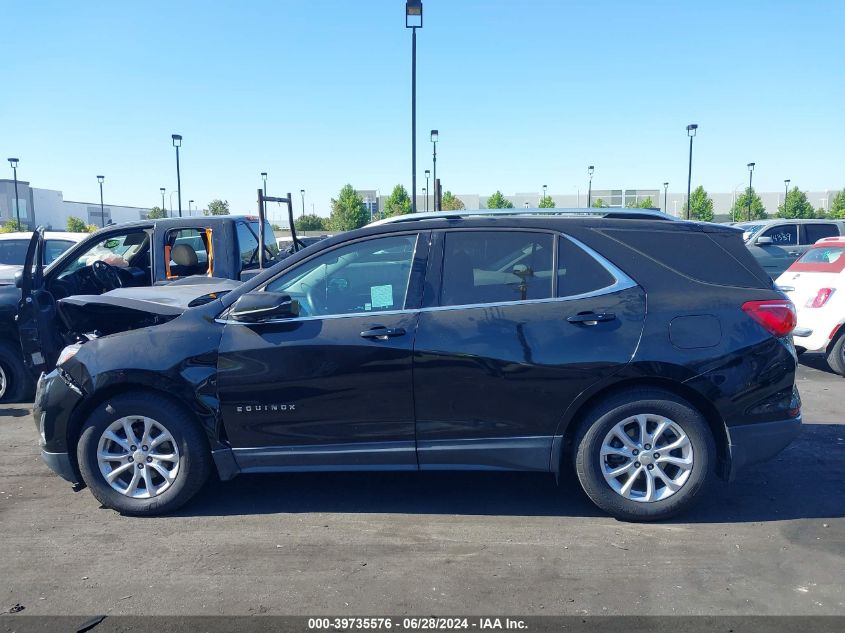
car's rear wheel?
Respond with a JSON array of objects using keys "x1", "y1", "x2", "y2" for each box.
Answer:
[
  {"x1": 77, "y1": 392, "x2": 211, "y2": 516},
  {"x1": 573, "y1": 388, "x2": 715, "y2": 521},
  {"x1": 0, "y1": 340, "x2": 32, "y2": 403},
  {"x1": 826, "y1": 332, "x2": 845, "y2": 376}
]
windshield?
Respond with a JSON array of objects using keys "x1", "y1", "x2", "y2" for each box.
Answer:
[
  {"x1": 734, "y1": 223, "x2": 765, "y2": 242},
  {"x1": 797, "y1": 246, "x2": 845, "y2": 266}
]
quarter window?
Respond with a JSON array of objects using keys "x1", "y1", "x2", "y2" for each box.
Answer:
[
  {"x1": 165, "y1": 229, "x2": 211, "y2": 278},
  {"x1": 557, "y1": 237, "x2": 616, "y2": 297},
  {"x1": 761, "y1": 224, "x2": 797, "y2": 246},
  {"x1": 440, "y1": 231, "x2": 553, "y2": 306},
  {"x1": 265, "y1": 234, "x2": 418, "y2": 317}
]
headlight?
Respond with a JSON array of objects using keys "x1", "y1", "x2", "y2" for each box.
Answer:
[{"x1": 57, "y1": 343, "x2": 83, "y2": 366}]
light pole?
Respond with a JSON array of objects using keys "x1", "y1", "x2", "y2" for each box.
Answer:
[
  {"x1": 97, "y1": 175, "x2": 105, "y2": 227},
  {"x1": 7, "y1": 158, "x2": 20, "y2": 228},
  {"x1": 421, "y1": 188, "x2": 427, "y2": 212},
  {"x1": 406, "y1": 0, "x2": 423, "y2": 214},
  {"x1": 424, "y1": 169, "x2": 430, "y2": 212},
  {"x1": 189, "y1": 200, "x2": 194, "y2": 215},
  {"x1": 430, "y1": 129, "x2": 438, "y2": 210},
  {"x1": 542, "y1": 184, "x2": 548, "y2": 205},
  {"x1": 663, "y1": 182, "x2": 669, "y2": 214},
  {"x1": 300, "y1": 189, "x2": 305, "y2": 217},
  {"x1": 783, "y1": 179, "x2": 790, "y2": 213},
  {"x1": 160, "y1": 187, "x2": 166, "y2": 217},
  {"x1": 746, "y1": 162, "x2": 756, "y2": 221},
  {"x1": 261, "y1": 172, "x2": 268, "y2": 198},
  {"x1": 587, "y1": 165, "x2": 594, "y2": 208},
  {"x1": 172, "y1": 134, "x2": 183, "y2": 217},
  {"x1": 686, "y1": 124, "x2": 698, "y2": 219},
  {"x1": 524, "y1": 202, "x2": 529, "y2": 208}
]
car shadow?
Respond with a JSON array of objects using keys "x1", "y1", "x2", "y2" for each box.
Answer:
[
  {"x1": 176, "y1": 423, "x2": 843, "y2": 523},
  {"x1": 799, "y1": 352, "x2": 838, "y2": 375}
]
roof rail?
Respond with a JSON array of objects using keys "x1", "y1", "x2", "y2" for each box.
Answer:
[{"x1": 369, "y1": 207, "x2": 678, "y2": 226}]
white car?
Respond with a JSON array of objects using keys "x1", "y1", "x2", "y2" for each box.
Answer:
[
  {"x1": 776, "y1": 236, "x2": 845, "y2": 375},
  {"x1": 0, "y1": 231, "x2": 83, "y2": 285}
]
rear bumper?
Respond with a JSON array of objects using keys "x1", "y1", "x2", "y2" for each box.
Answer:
[{"x1": 726, "y1": 416, "x2": 802, "y2": 481}]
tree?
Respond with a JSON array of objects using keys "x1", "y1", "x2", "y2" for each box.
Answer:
[
  {"x1": 730, "y1": 188, "x2": 767, "y2": 221},
  {"x1": 381, "y1": 185, "x2": 412, "y2": 218},
  {"x1": 204, "y1": 199, "x2": 230, "y2": 216},
  {"x1": 441, "y1": 191, "x2": 465, "y2": 211},
  {"x1": 328, "y1": 184, "x2": 369, "y2": 231},
  {"x1": 486, "y1": 191, "x2": 513, "y2": 209},
  {"x1": 777, "y1": 187, "x2": 815, "y2": 219},
  {"x1": 538, "y1": 195, "x2": 556, "y2": 208},
  {"x1": 147, "y1": 206, "x2": 168, "y2": 219},
  {"x1": 687, "y1": 186, "x2": 714, "y2": 222},
  {"x1": 591, "y1": 198, "x2": 608, "y2": 208},
  {"x1": 627, "y1": 196, "x2": 655, "y2": 209},
  {"x1": 829, "y1": 189, "x2": 845, "y2": 219},
  {"x1": 295, "y1": 214, "x2": 327, "y2": 231},
  {"x1": 66, "y1": 216, "x2": 88, "y2": 232}
]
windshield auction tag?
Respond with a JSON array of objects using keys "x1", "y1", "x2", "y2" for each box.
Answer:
[{"x1": 370, "y1": 285, "x2": 393, "y2": 309}]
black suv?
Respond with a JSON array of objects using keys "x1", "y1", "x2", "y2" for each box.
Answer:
[{"x1": 33, "y1": 210, "x2": 801, "y2": 521}]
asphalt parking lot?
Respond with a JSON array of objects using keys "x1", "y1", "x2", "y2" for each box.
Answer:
[{"x1": 1, "y1": 357, "x2": 843, "y2": 618}]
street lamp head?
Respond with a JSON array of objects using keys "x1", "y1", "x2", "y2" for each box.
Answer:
[
  {"x1": 784, "y1": 179, "x2": 790, "y2": 185},
  {"x1": 405, "y1": 0, "x2": 422, "y2": 28},
  {"x1": 430, "y1": 129, "x2": 438, "y2": 143},
  {"x1": 425, "y1": 169, "x2": 430, "y2": 177},
  {"x1": 7, "y1": 158, "x2": 18, "y2": 168},
  {"x1": 747, "y1": 162, "x2": 755, "y2": 171},
  {"x1": 160, "y1": 187, "x2": 165, "y2": 193},
  {"x1": 686, "y1": 123, "x2": 698, "y2": 137},
  {"x1": 189, "y1": 199, "x2": 194, "y2": 204},
  {"x1": 97, "y1": 175, "x2": 105, "y2": 183},
  {"x1": 588, "y1": 165, "x2": 594, "y2": 177},
  {"x1": 171, "y1": 134, "x2": 182, "y2": 147},
  {"x1": 260, "y1": 172, "x2": 267, "y2": 178},
  {"x1": 663, "y1": 181, "x2": 669, "y2": 187}
]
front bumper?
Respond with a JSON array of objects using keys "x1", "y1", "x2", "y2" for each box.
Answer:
[
  {"x1": 726, "y1": 416, "x2": 802, "y2": 481},
  {"x1": 33, "y1": 368, "x2": 85, "y2": 483}
]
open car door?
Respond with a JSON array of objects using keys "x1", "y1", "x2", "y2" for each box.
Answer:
[{"x1": 17, "y1": 227, "x2": 63, "y2": 377}]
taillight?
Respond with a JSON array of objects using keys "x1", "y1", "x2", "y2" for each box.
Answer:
[
  {"x1": 806, "y1": 288, "x2": 835, "y2": 308},
  {"x1": 741, "y1": 300, "x2": 797, "y2": 337}
]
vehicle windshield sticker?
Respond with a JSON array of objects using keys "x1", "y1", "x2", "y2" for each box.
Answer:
[{"x1": 371, "y1": 284, "x2": 393, "y2": 308}]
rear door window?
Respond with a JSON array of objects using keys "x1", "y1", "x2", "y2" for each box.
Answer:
[
  {"x1": 165, "y1": 228, "x2": 211, "y2": 278},
  {"x1": 761, "y1": 224, "x2": 797, "y2": 245},
  {"x1": 803, "y1": 224, "x2": 839, "y2": 244},
  {"x1": 440, "y1": 231, "x2": 553, "y2": 306}
]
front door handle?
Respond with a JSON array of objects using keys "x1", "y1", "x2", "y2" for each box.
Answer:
[
  {"x1": 567, "y1": 312, "x2": 616, "y2": 326},
  {"x1": 360, "y1": 326, "x2": 407, "y2": 340},
  {"x1": 787, "y1": 251, "x2": 801, "y2": 256}
]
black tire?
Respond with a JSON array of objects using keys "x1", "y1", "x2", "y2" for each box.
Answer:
[
  {"x1": 826, "y1": 332, "x2": 845, "y2": 376},
  {"x1": 77, "y1": 391, "x2": 211, "y2": 516},
  {"x1": 0, "y1": 339, "x2": 32, "y2": 403},
  {"x1": 573, "y1": 388, "x2": 716, "y2": 521}
]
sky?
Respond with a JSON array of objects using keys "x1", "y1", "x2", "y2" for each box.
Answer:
[{"x1": 3, "y1": 0, "x2": 844, "y2": 217}]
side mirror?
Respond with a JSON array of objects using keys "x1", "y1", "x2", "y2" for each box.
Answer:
[
  {"x1": 756, "y1": 236, "x2": 774, "y2": 245},
  {"x1": 14, "y1": 271, "x2": 23, "y2": 289},
  {"x1": 230, "y1": 291, "x2": 299, "y2": 323}
]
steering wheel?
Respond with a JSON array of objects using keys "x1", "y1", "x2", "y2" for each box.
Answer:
[{"x1": 91, "y1": 260, "x2": 124, "y2": 291}]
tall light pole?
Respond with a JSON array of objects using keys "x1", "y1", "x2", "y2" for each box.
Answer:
[
  {"x1": 430, "y1": 129, "x2": 438, "y2": 210},
  {"x1": 686, "y1": 124, "x2": 698, "y2": 220},
  {"x1": 189, "y1": 199, "x2": 194, "y2": 215},
  {"x1": 8, "y1": 158, "x2": 20, "y2": 228},
  {"x1": 424, "y1": 169, "x2": 430, "y2": 212},
  {"x1": 97, "y1": 175, "x2": 105, "y2": 227},
  {"x1": 783, "y1": 178, "x2": 790, "y2": 213},
  {"x1": 300, "y1": 189, "x2": 305, "y2": 217},
  {"x1": 663, "y1": 182, "x2": 669, "y2": 214},
  {"x1": 746, "y1": 162, "x2": 756, "y2": 221},
  {"x1": 171, "y1": 134, "x2": 183, "y2": 217},
  {"x1": 542, "y1": 184, "x2": 548, "y2": 204},
  {"x1": 261, "y1": 172, "x2": 268, "y2": 197},
  {"x1": 587, "y1": 165, "x2": 594, "y2": 208},
  {"x1": 406, "y1": 0, "x2": 423, "y2": 214},
  {"x1": 160, "y1": 187, "x2": 166, "y2": 217}
]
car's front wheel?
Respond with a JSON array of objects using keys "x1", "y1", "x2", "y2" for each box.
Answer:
[
  {"x1": 573, "y1": 388, "x2": 715, "y2": 521},
  {"x1": 77, "y1": 392, "x2": 211, "y2": 516}
]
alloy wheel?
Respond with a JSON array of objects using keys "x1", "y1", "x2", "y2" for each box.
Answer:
[
  {"x1": 96, "y1": 416, "x2": 181, "y2": 498},
  {"x1": 600, "y1": 413, "x2": 693, "y2": 502}
]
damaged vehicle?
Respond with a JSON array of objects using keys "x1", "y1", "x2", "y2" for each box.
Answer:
[
  {"x1": 0, "y1": 216, "x2": 277, "y2": 400},
  {"x1": 33, "y1": 209, "x2": 802, "y2": 521}
]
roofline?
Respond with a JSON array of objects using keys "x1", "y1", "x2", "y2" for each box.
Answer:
[{"x1": 369, "y1": 207, "x2": 679, "y2": 226}]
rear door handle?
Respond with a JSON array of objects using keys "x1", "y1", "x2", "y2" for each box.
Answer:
[
  {"x1": 360, "y1": 326, "x2": 407, "y2": 340},
  {"x1": 567, "y1": 312, "x2": 616, "y2": 326}
]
